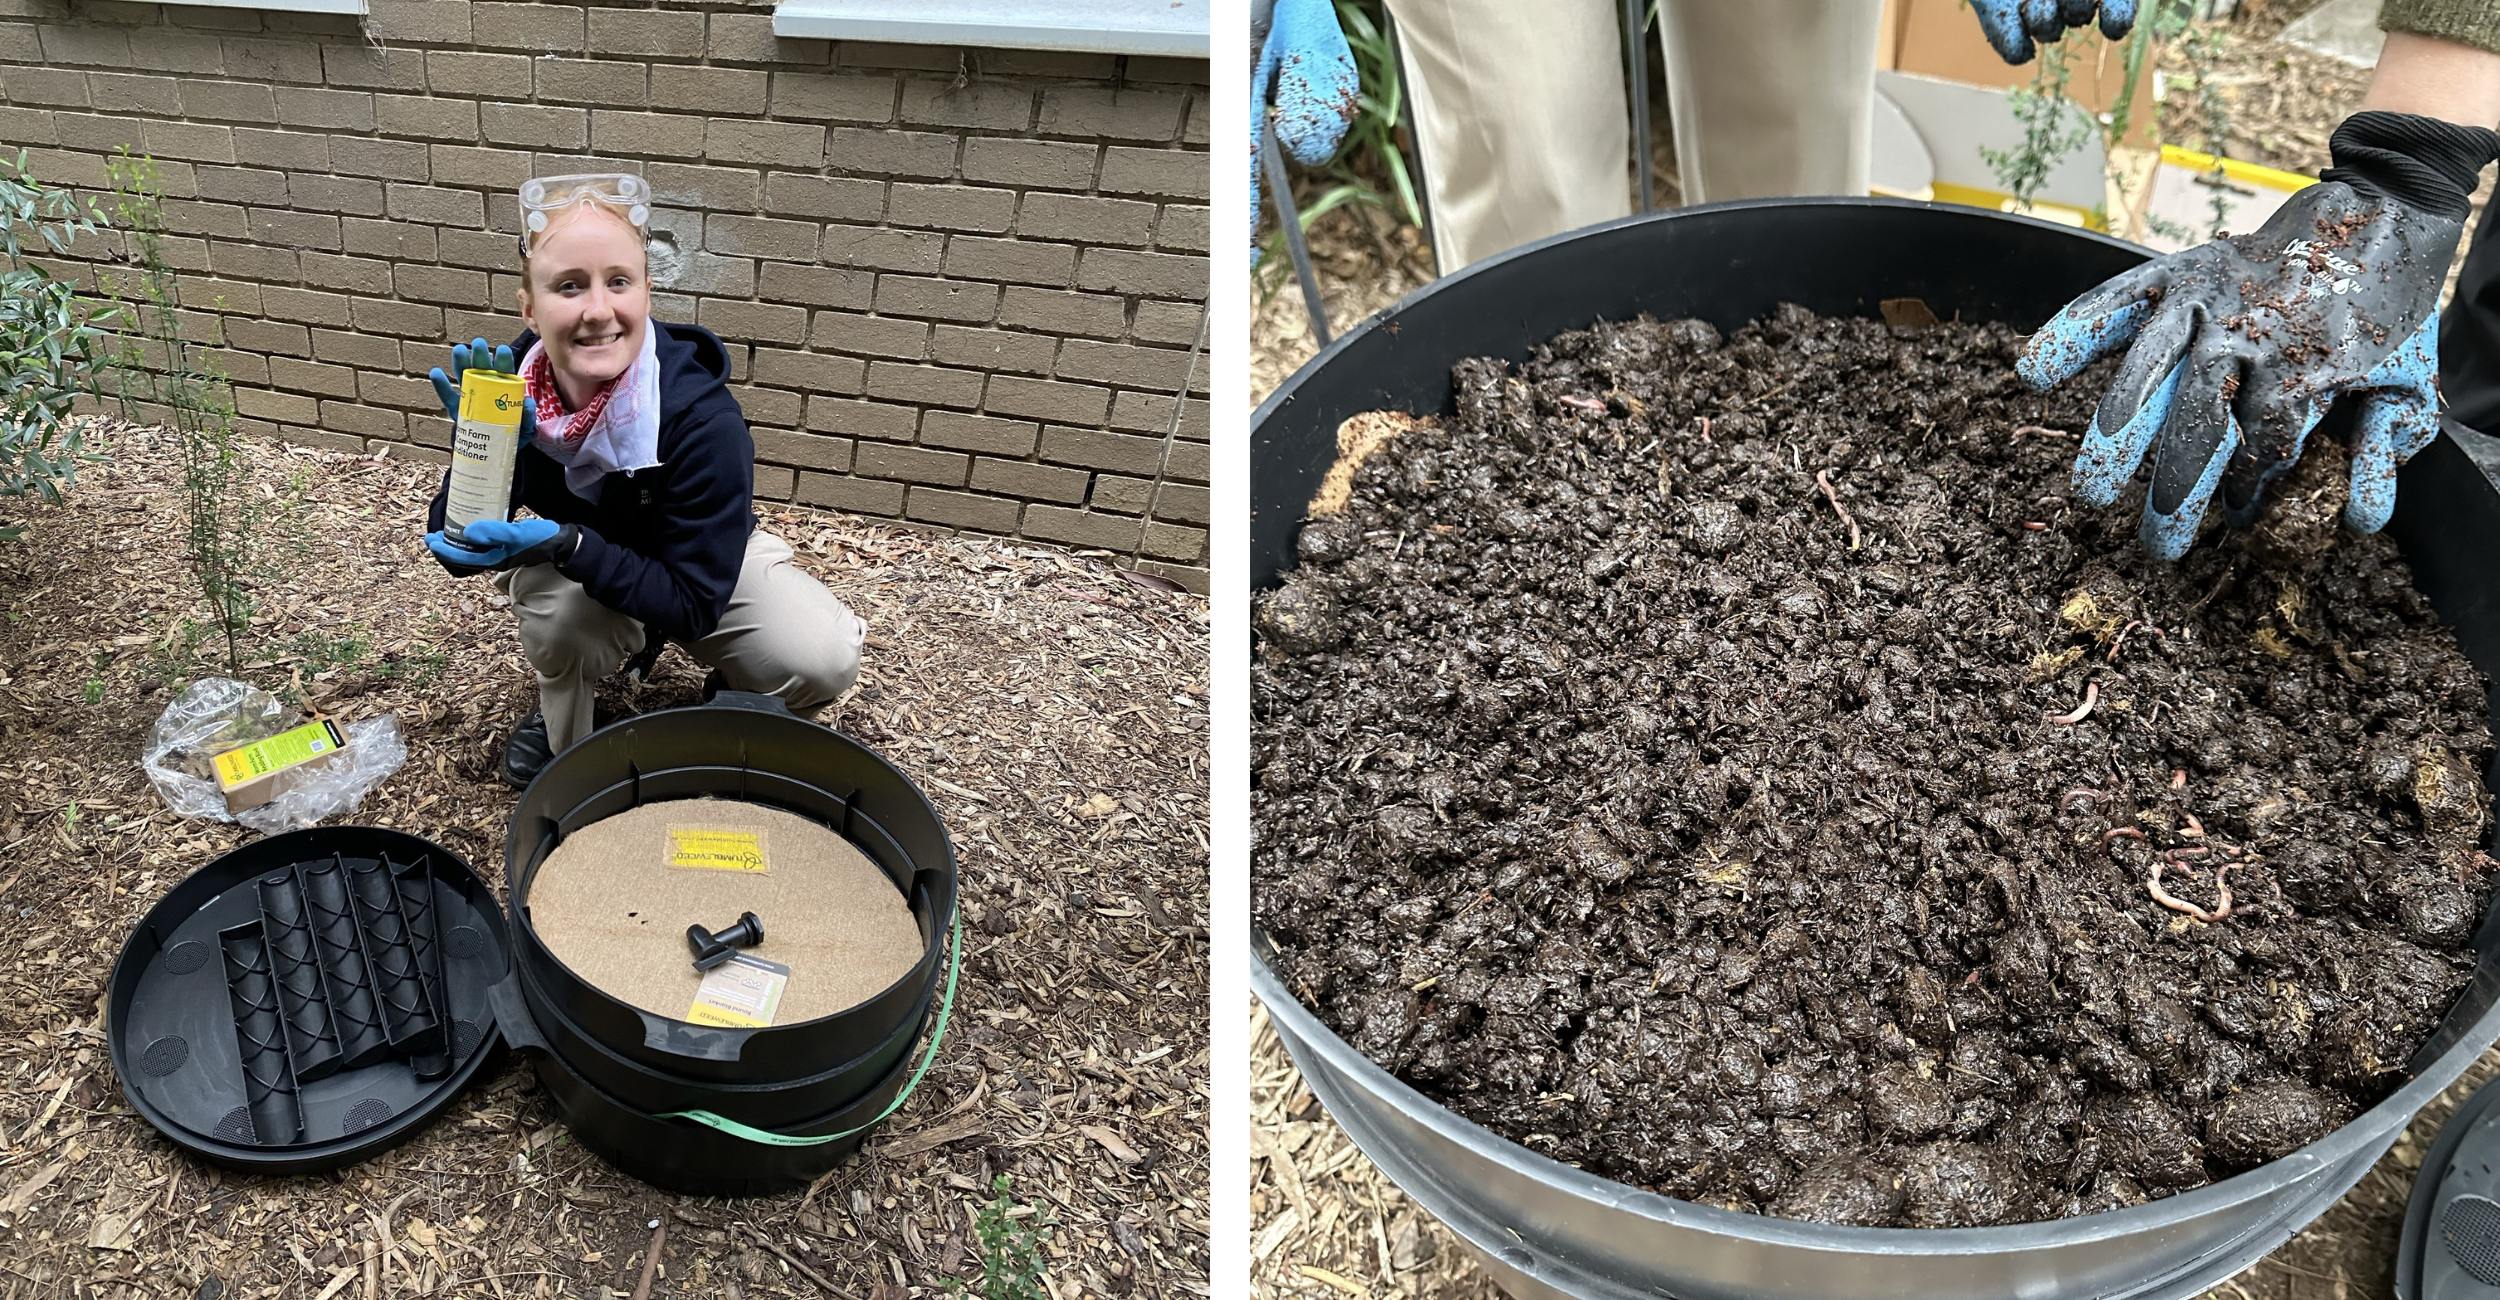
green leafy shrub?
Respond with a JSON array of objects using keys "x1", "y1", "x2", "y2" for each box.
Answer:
[
  {"x1": 0, "y1": 149, "x2": 117, "y2": 539},
  {"x1": 947, "y1": 1175, "x2": 1053, "y2": 1300}
]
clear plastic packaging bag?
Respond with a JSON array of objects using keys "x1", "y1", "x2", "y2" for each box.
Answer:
[{"x1": 142, "y1": 677, "x2": 408, "y2": 835}]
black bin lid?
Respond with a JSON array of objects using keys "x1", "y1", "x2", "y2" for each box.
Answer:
[{"x1": 108, "y1": 826, "x2": 512, "y2": 1173}]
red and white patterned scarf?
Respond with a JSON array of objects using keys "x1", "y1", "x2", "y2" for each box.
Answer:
[
  {"x1": 516, "y1": 324, "x2": 663, "y2": 499},
  {"x1": 522, "y1": 349, "x2": 621, "y2": 449}
]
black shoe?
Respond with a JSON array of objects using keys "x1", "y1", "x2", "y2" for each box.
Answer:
[
  {"x1": 500, "y1": 709, "x2": 553, "y2": 790},
  {"x1": 623, "y1": 636, "x2": 666, "y2": 686}
]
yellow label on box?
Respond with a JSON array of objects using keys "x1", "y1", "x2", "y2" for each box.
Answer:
[
  {"x1": 212, "y1": 719, "x2": 345, "y2": 790},
  {"x1": 668, "y1": 828, "x2": 767, "y2": 873},
  {"x1": 686, "y1": 953, "x2": 787, "y2": 1027}
]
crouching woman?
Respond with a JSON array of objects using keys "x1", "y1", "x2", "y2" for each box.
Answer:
[{"x1": 422, "y1": 173, "x2": 865, "y2": 786}]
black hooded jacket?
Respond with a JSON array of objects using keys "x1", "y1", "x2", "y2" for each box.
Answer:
[{"x1": 424, "y1": 321, "x2": 758, "y2": 644}]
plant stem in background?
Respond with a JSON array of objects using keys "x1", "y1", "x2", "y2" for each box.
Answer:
[
  {"x1": 2172, "y1": 17, "x2": 2238, "y2": 238},
  {"x1": 0, "y1": 149, "x2": 119, "y2": 539},
  {"x1": 2085, "y1": 1, "x2": 2237, "y2": 242},
  {"x1": 1981, "y1": 38, "x2": 2096, "y2": 211},
  {"x1": 105, "y1": 149, "x2": 259, "y2": 680}
]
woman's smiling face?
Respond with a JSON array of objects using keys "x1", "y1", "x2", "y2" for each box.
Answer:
[{"x1": 518, "y1": 203, "x2": 650, "y2": 403}]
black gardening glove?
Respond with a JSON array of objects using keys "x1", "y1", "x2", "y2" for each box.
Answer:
[{"x1": 2020, "y1": 111, "x2": 2500, "y2": 559}]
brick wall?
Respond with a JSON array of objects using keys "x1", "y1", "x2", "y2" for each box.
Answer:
[{"x1": 1, "y1": 0, "x2": 1212, "y2": 591}]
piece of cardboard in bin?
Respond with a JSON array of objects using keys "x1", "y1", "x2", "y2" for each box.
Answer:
[
  {"x1": 1873, "y1": 70, "x2": 2110, "y2": 230},
  {"x1": 2137, "y1": 145, "x2": 2316, "y2": 252},
  {"x1": 528, "y1": 797, "x2": 924, "y2": 1026}
]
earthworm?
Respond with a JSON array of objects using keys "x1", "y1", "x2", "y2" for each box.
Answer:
[
  {"x1": 2109, "y1": 620, "x2": 2166, "y2": 663},
  {"x1": 1697, "y1": 415, "x2": 1713, "y2": 444},
  {"x1": 2148, "y1": 860, "x2": 2237, "y2": 923},
  {"x1": 2103, "y1": 825, "x2": 2147, "y2": 843},
  {"x1": 2168, "y1": 845, "x2": 2212, "y2": 860},
  {"x1": 2013, "y1": 424, "x2": 2073, "y2": 440},
  {"x1": 2051, "y1": 681, "x2": 2100, "y2": 724},
  {"x1": 2170, "y1": 768, "x2": 2187, "y2": 790},
  {"x1": 2181, "y1": 814, "x2": 2206, "y2": 839},
  {"x1": 2060, "y1": 788, "x2": 2108, "y2": 811},
  {"x1": 2022, "y1": 520, "x2": 2049, "y2": 531},
  {"x1": 1559, "y1": 394, "x2": 1607, "y2": 415},
  {"x1": 1814, "y1": 469, "x2": 1861, "y2": 551}
]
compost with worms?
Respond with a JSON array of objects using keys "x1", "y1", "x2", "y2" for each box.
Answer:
[{"x1": 1251, "y1": 306, "x2": 2498, "y2": 1229}]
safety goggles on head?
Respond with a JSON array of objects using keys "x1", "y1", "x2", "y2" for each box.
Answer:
[{"x1": 516, "y1": 173, "x2": 651, "y2": 258}]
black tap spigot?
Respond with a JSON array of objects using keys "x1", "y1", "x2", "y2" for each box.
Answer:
[{"x1": 688, "y1": 911, "x2": 765, "y2": 972}]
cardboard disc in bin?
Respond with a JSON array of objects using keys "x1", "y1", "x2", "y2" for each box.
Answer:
[
  {"x1": 525, "y1": 798, "x2": 924, "y2": 1028},
  {"x1": 107, "y1": 826, "x2": 511, "y2": 1173}
]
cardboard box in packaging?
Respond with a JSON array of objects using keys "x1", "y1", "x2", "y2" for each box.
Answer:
[{"x1": 213, "y1": 717, "x2": 349, "y2": 813}]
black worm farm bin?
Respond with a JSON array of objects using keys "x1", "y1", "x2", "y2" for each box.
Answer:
[{"x1": 1249, "y1": 199, "x2": 2500, "y2": 1300}]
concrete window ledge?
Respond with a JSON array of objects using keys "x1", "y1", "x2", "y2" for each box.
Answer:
[
  {"x1": 772, "y1": 0, "x2": 1209, "y2": 58},
  {"x1": 135, "y1": 0, "x2": 366, "y2": 11}
]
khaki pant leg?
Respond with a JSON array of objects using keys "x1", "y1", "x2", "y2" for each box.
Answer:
[
  {"x1": 685, "y1": 530, "x2": 866, "y2": 716},
  {"x1": 1384, "y1": 0, "x2": 1630, "y2": 272},
  {"x1": 1659, "y1": 0, "x2": 1881, "y2": 204},
  {"x1": 499, "y1": 563, "x2": 646, "y2": 754}
]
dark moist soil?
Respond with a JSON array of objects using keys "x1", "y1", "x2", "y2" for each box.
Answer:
[{"x1": 1250, "y1": 305, "x2": 2500, "y2": 1229}]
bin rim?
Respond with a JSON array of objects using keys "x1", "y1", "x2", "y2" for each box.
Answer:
[
  {"x1": 1252, "y1": 195, "x2": 2144, "y2": 429},
  {"x1": 1253, "y1": 942, "x2": 2500, "y2": 1253}
]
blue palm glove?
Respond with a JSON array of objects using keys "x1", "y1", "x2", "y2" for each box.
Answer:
[
  {"x1": 2019, "y1": 111, "x2": 2500, "y2": 559},
  {"x1": 425, "y1": 517, "x2": 579, "y2": 573},
  {"x1": 427, "y1": 337, "x2": 538, "y2": 439},
  {"x1": 1250, "y1": 0, "x2": 1358, "y2": 265},
  {"x1": 1971, "y1": 0, "x2": 2138, "y2": 64}
]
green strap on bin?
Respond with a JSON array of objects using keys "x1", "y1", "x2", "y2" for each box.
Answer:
[{"x1": 662, "y1": 911, "x2": 961, "y2": 1148}]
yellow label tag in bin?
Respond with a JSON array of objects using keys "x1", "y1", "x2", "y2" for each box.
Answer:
[
  {"x1": 668, "y1": 827, "x2": 767, "y2": 873},
  {"x1": 687, "y1": 953, "x2": 787, "y2": 1027},
  {"x1": 685, "y1": 1004, "x2": 769, "y2": 1029}
]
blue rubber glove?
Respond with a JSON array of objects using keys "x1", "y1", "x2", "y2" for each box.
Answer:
[
  {"x1": 427, "y1": 337, "x2": 538, "y2": 439},
  {"x1": 1250, "y1": 0, "x2": 1358, "y2": 264},
  {"x1": 2019, "y1": 111, "x2": 2500, "y2": 559},
  {"x1": 425, "y1": 517, "x2": 579, "y2": 573},
  {"x1": 1971, "y1": 0, "x2": 2137, "y2": 64}
]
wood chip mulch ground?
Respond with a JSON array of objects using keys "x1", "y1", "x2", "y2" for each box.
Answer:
[{"x1": 0, "y1": 423, "x2": 1210, "y2": 1299}]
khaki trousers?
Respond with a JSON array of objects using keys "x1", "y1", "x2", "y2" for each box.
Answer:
[
  {"x1": 1384, "y1": 0, "x2": 1882, "y2": 271},
  {"x1": 498, "y1": 529, "x2": 866, "y2": 753}
]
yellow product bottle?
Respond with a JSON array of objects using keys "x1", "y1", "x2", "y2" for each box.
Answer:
[{"x1": 444, "y1": 369, "x2": 527, "y2": 545}]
